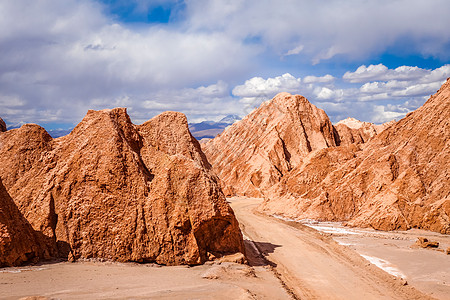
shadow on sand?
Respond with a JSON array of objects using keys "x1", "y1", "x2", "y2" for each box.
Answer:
[{"x1": 244, "y1": 240, "x2": 281, "y2": 267}]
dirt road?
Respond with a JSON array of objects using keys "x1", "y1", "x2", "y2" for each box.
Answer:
[{"x1": 229, "y1": 197, "x2": 432, "y2": 300}]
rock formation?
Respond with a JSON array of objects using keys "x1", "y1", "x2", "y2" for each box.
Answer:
[
  {"x1": 261, "y1": 79, "x2": 450, "y2": 234},
  {"x1": 0, "y1": 108, "x2": 244, "y2": 265},
  {"x1": 334, "y1": 117, "x2": 394, "y2": 146},
  {"x1": 0, "y1": 178, "x2": 49, "y2": 266},
  {"x1": 0, "y1": 118, "x2": 6, "y2": 132},
  {"x1": 203, "y1": 92, "x2": 390, "y2": 197},
  {"x1": 203, "y1": 92, "x2": 338, "y2": 197},
  {"x1": 414, "y1": 237, "x2": 439, "y2": 248}
]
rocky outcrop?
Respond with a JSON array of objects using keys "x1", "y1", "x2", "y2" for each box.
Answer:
[
  {"x1": 261, "y1": 79, "x2": 450, "y2": 234},
  {"x1": 414, "y1": 237, "x2": 439, "y2": 248},
  {"x1": 0, "y1": 178, "x2": 49, "y2": 266},
  {"x1": 334, "y1": 117, "x2": 394, "y2": 146},
  {"x1": 203, "y1": 93, "x2": 392, "y2": 198},
  {"x1": 0, "y1": 108, "x2": 244, "y2": 265},
  {"x1": 203, "y1": 92, "x2": 338, "y2": 197},
  {"x1": 0, "y1": 118, "x2": 6, "y2": 132}
]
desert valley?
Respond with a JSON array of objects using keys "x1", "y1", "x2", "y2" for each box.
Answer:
[{"x1": 0, "y1": 77, "x2": 448, "y2": 299}]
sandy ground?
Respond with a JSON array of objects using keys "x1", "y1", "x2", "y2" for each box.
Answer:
[
  {"x1": 1, "y1": 196, "x2": 446, "y2": 299},
  {"x1": 229, "y1": 197, "x2": 435, "y2": 300},
  {"x1": 301, "y1": 221, "x2": 450, "y2": 299},
  {"x1": 0, "y1": 258, "x2": 289, "y2": 299}
]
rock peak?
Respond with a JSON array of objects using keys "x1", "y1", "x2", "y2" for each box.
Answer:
[
  {"x1": 0, "y1": 109, "x2": 244, "y2": 265},
  {"x1": 261, "y1": 80, "x2": 450, "y2": 234},
  {"x1": 0, "y1": 117, "x2": 6, "y2": 132},
  {"x1": 203, "y1": 93, "x2": 336, "y2": 197}
]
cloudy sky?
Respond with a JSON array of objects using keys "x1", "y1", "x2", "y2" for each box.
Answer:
[{"x1": 1, "y1": 0, "x2": 450, "y2": 130}]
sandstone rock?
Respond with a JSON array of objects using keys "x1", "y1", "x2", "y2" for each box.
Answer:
[
  {"x1": 0, "y1": 108, "x2": 244, "y2": 265},
  {"x1": 414, "y1": 237, "x2": 439, "y2": 248},
  {"x1": 216, "y1": 252, "x2": 247, "y2": 264},
  {"x1": 203, "y1": 93, "x2": 391, "y2": 198},
  {"x1": 0, "y1": 178, "x2": 49, "y2": 266},
  {"x1": 446, "y1": 247, "x2": 450, "y2": 255},
  {"x1": 203, "y1": 92, "x2": 339, "y2": 197},
  {"x1": 0, "y1": 118, "x2": 6, "y2": 132},
  {"x1": 334, "y1": 117, "x2": 394, "y2": 146},
  {"x1": 261, "y1": 79, "x2": 450, "y2": 234}
]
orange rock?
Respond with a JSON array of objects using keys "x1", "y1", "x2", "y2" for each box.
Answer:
[
  {"x1": 203, "y1": 92, "x2": 339, "y2": 197},
  {"x1": 334, "y1": 117, "x2": 394, "y2": 146},
  {"x1": 0, "y1": 118, "x2": 6, "y2": 132},
  {"x1": 0, "y1": 178, "x2": 50, "y2": 266},
  {"x1": 203, "y1": 93, "x2": 390, "y2": 199},
  {"x1": 0, "y1": 109, "x2": 244, "y2": 265},
  {"x1": 414, "y1": 237, "x2": 439, "y2": 248},
  {"x1": 261, "y1": 79, "x2": 450, "y2": 234}
]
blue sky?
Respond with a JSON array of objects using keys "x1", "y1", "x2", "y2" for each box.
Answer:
[{"x1": 1, "y1": 0, "x2": 450, "y2": 130}]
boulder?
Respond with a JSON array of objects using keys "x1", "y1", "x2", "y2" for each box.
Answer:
[{"x1": 415, "y1": 237, "x2": 439, "y2": 248}]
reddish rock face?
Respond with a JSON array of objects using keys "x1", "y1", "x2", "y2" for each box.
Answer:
[
  {"x1": 261, "y1": 79, "x2": 450, "y2": 234},
  {"x1": 0, "y1": 118, "x2": 6, "y2": 132},
  {"x1": 0, "y1": 178, "x2": 50, "y2": 267},
  {"x1": 0, "y1": 109, "x2": 244, "y2": 265},
  {"x1": 203, "y1": 92, "x2": 338, "y2": 197},
  {"x1": 202, "y1": 92, "x2": 389, "y2": 198},
  {"x1": 334, "y1": 118, "x2": 394, "y2": 146}
]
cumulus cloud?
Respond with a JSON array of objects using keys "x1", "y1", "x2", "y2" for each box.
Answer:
[
  {"x1": 0, "y1": 0, "x2": 258, "y2": 126},
  {"x1": 235, "y1": 63, "x2": 447, "y2": 124},
  {"x1": 1, "y1": 0, "x2": 449, "y2": 129},
  {"x1": 232, "y1": 73, "x2": 302, "y2": 98},
  {"x1": 303, "y1": 74, "x2": 335, "y2": 84},
  {"x1": 344, "y1": 64, "x2": 431, "y2": 83}
]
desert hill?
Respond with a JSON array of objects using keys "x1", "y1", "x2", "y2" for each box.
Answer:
[
  {"x1": 203, "y1": 92, "x2": 388, "y2": 197},
  {"x1": 0, "y1": 108, "x2": 244, "y2": 266},
  {"x1": 205, "y1": 80, "x2": 449, "y2": 234},
  {"x1": 259, "y1": 79, "x2": 449, "y2": 233}
]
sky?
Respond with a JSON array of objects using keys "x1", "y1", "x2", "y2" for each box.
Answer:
[{"x1": 1, "y1": 0, "x2": 450, "y2": 130}]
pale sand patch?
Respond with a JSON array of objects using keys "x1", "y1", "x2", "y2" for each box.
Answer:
[
  {"x1": 0, "y1": 259, "x2": 289, "y2": 299},
  {"x1": 302, "y1": 221, "x2": 450, "y2": 300},
  {"x1": 230, "y1": 197, "x2": 431, "y2": 300}
]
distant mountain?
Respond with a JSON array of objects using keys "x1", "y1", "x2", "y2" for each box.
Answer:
[
  {"x1": 189, "y1": 115, "x2": 241, "y2": 139},
  {"x1": 47, "y1": 128, "x2": 73, "y2": 138},
  {"x1": 219, "y1": 114, "x2": 241, "y2": 124}
]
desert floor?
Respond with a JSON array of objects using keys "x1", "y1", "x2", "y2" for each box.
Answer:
[{"x1": 1, "y1": 197, "x2": 448, "y2": 299}]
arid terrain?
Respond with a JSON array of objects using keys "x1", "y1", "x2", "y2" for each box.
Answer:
[
  {"x1": 1, "y1": 81, "x2": 449, "y2": 299},
  {"x1": 2, "y1": 197, "x2": 448, "y2": 299}
]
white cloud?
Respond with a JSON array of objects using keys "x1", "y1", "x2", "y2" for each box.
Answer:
[
  {"x1": 316, "y1": 87, "x2": 343, "y2": 100},
  {"x1": 232, "y1": 73, "x2": 302, "y2": 98},
  {"x1": 1, "y1": 0, "x2": 449, "y2": 129},
  {"x1": 343, "y1": 64, "x2": 428, "y2": 83},
  {"x1": 371, "y1": 105, "x2": 408, "y2": 124},
  {"x1": 284, "y1": 45, "x2": 304, "y2": 56},
  {"x1": 0, "y1": 0, "x2": 257, "y2": 126},
  {"x1": 303, "y1": 74, "x2": 335, "y2": 84}
]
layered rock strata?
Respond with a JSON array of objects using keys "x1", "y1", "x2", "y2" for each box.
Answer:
[
  {"x1": 203, "y1": 92, "x2": 338, "y2": 197},
  {"x1": 0, "y1": 109, "x2": 244, "y2": 265},
  {"x1": 203, "y1": 92, "x2": 388, "y2": 197},
  {"x1": 261, "y1": 79, "x2": 450, "y2": 233},
  {"x1": 335, "y1": 117, "x2": 394, "y2": 146}
]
